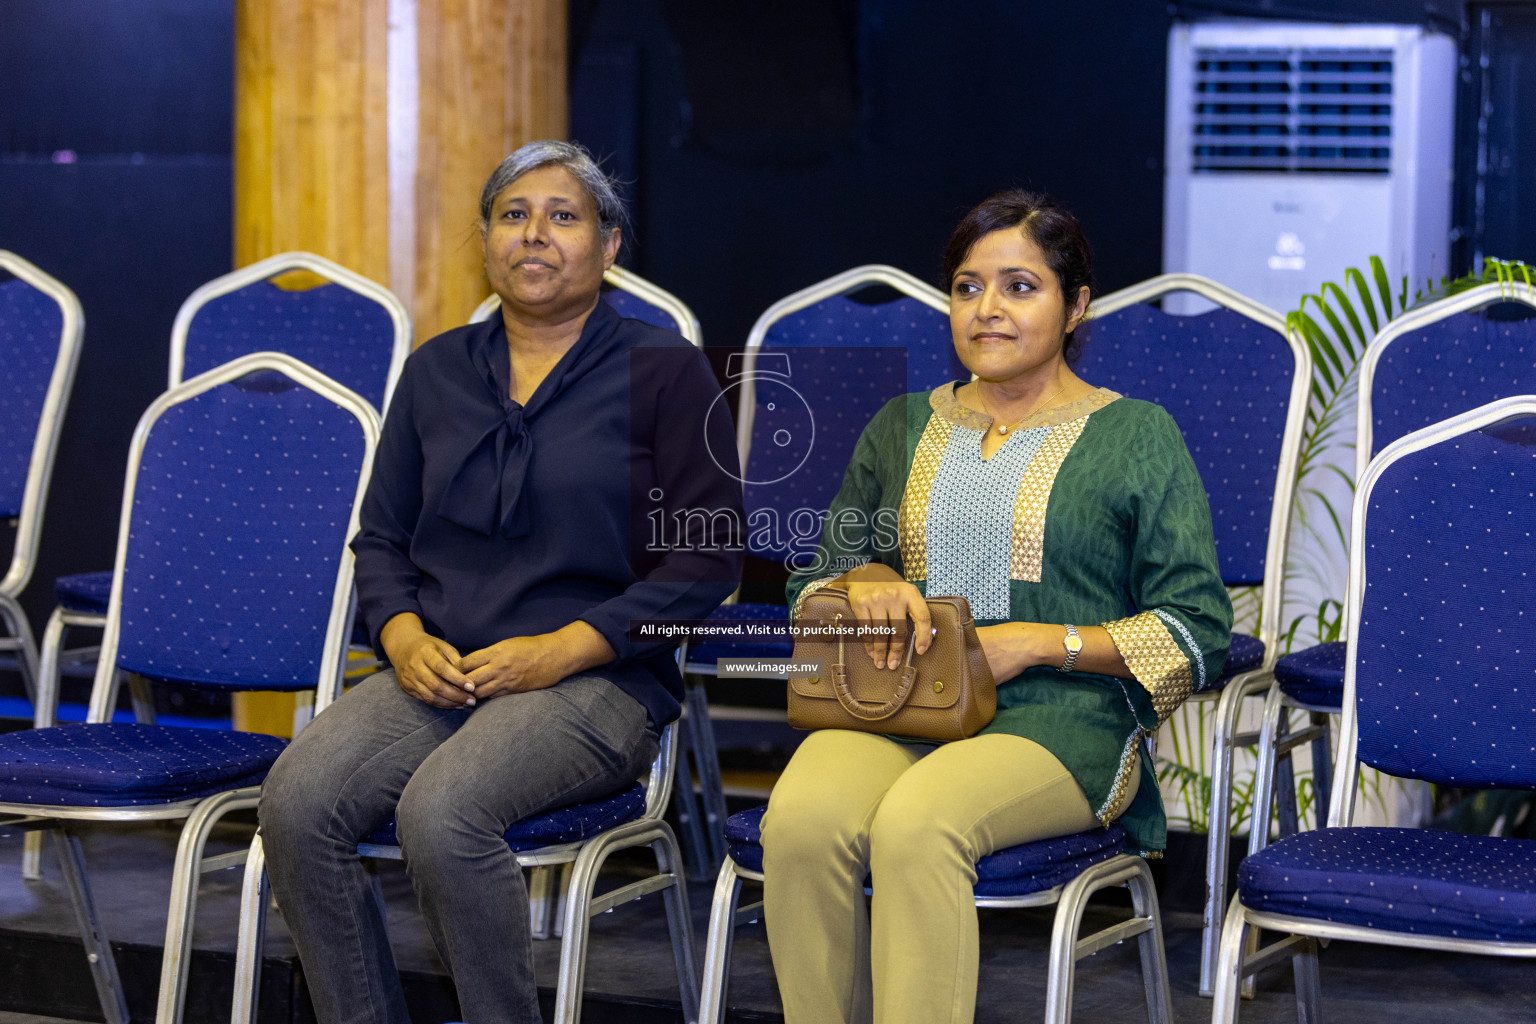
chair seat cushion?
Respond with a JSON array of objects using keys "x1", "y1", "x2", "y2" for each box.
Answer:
[
  {"x1": 685, "y1": 603, "x2": 795, "y2": 666},
  {"x1": 1274, "y1": 642, "x2": 1346, "y2": 708},
  {"x1": 54, "y1": 570, "x2": 114, "y2": 614},
  {"x1": 1239, "y1": 827, "x2": 1536, "y2": 942},
  {"x1": 1204, "y1": 632, "x2": 1266, "y2": 691},
  {"x1": 0, "y1": 723, "x2": 286, "y2": 806},
  {"x1": 725, "y1": 804, "x2": 1127, "y2": 897},
  {"x1": 362, "y1": 782, "x2": 646, "y2": 853}
]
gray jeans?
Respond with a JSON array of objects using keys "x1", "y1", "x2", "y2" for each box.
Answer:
[{"x1": 259, "y1": 669, "x2": 659, "y2": 1024}]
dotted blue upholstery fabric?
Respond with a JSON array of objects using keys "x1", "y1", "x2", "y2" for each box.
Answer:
[
  {"x1": 1077, "y1": 305, "x2": 1293, "y2": 586},
  {"x1": 1239, "y1": 827, "x2": 1536, "y2": 942},
  {"x1": 1207, "y1": 633, "x2": 1265, "y2": 691},
  {"x1": 604, "y1": 287, "x2": 683, "y2": 335},
  {"x1": 1354, "y1": 422, "x2": 1536, "y2": 787},
  {"x1": 1369, "y1": 312, "x2": 1536, "y2": 462},
  {"x1": 687, "y1": 602, "x2": 794, "y2": 665},
  {"x1": 362, "y1": 782, "x2": 645, "y2": 853},
  {"x1": 181, "y1": 281, "x2": 397, "y2": 411},
  {"x1": 54, "y1": 570, "x2": 114, "y2": 614},
  {"x1": 114, "y1": 376, "x2": 367, "y2": 690},
  {"x1": 1274, "y1": 641, "x2": 1347, "y2": 708},
  {"x1": 724, "y1": 804, "x2": 1127, "y2": 897},
  {"x1": 0, "y1": 723, "x2": 285, "y2": 806},
  {"x1": 743, "y1": 295, "x2": 960, "y2": 561},
  {"x1": 0, "y1": 277, "x2": 64, "y2": 517}
]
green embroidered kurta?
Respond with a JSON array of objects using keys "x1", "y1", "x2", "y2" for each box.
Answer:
[{"x1": 786, "y1": 384, "x2": 1233, "y2": 855}]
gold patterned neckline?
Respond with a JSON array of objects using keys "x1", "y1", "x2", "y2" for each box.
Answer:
[{"x1": 930, "y1": 381, "x2": 1121, "y2": 433}]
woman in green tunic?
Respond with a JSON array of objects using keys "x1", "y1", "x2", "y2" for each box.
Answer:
[{"x1": 760, "y1": 190, "x2": 1233, "y2": 1024}]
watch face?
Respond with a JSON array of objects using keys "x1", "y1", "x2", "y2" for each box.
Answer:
[{"x1": 1065, "y1": 634, "x2": 1084, "y2": 652}]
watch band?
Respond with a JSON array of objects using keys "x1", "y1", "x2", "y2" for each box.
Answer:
[{"x1": 1058, "y1": 623, "x2": 1082, "y2": 673}]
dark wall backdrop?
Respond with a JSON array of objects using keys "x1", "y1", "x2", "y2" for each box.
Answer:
[
  {"x1": 569, "y1": 0, "x2": 1502, "y2": 354},
  {"x1": 1, "y1": 0, "x2": 1532, "y2": 687},
  {"x1": 0, "y1": 1, "x2": 234, "y2": 667}
]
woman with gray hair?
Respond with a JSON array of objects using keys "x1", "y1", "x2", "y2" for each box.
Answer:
[{"x1": 259, "y1": 140, "x2": 742, "y2": 1024}]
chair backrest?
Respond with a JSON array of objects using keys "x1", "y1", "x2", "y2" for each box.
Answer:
[
  {"x1": 471, "y1": 265, "x2": 703, "y2": 345},
  {"x1": 1332, "y1": 396, "x2": 1536, "y2": 826},
  {"x1": 0, "y1": 251, "x2": 84, "y2": 599},
  {"x1": 734, "y1": 265, "x2": 955, "y2": 563},
  {"x1": 1357, "y1": 280, "x2": 1536, "y2": 484},
  {"x1": 1083, "y1": 273, "x2": 1309, "y2": 659},
  {"x1": 171, "y1": 252, "x2": 411, "y2": 415},
  {"x1": 89, "y1": 353, "x2": 380, "y2": 723}
]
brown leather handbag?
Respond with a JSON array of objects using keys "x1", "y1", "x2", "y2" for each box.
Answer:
[{"x1": 787, "y1": 589, "x2": 996, "y2": 741}]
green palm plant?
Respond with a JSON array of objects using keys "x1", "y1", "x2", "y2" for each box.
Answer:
[{"x1": 1158, "y1": 256, "x2": 1532, "y2": 834}]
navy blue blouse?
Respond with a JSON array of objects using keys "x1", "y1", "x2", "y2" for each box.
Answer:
[{"x1": 352, "y1": 299, "x2": 743, "y2": 727}]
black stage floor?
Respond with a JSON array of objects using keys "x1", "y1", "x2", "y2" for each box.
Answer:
[{"x1": 2, "y1": 816, "x2": 1536, "y2": 1024}]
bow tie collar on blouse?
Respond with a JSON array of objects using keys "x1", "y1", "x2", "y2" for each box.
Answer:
[{"x1": 436, "y1": 299, "x2": 622, "y2": 538}]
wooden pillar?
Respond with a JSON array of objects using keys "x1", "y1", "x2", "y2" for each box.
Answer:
[
  {"x1": 232, "y1": 0, "x2": 566, "y2": 734},
  {"x1": 235, "y1": 0, "x2": 567, "y2": 339}
]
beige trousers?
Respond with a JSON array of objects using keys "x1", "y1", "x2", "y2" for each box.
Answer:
[{"x1": 761, "y1": 729, "x2": 1136, "y2": 1024}]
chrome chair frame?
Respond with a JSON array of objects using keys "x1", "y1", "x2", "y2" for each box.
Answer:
[
  {"x1": 1212, "y1": 395, "x2": 1536, "y2": 1024},
  {"x1": 0, "y1": 251, "x2": 84, "y2": 706},
  {"x1": 229, "y1": 719, "x2": 699, "y2": 1024},
  {"x1": 0, "y1": 353, "x2": 377, "y2": 1024},
  {"x1": 1088, "y1": 273, "x2": 1310, "y2": 996},
  {"x1": 677, "y1": 264, "x2": 949, "y2": 874},
  {"x1": 471, "y1": 264, "x2": 703, "y2": 344}
]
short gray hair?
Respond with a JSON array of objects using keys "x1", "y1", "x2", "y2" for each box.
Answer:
[{"x1": 478, "y1": 140, "x2": 627, "y2": 239}]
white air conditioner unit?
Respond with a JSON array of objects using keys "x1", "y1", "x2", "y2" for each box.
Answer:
[{"x1": 1163, "y1": 21, "x2": 1456, "y2": 314}]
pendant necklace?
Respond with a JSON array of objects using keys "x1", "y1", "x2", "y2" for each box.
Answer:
[{"x1": 980, "y1": 380, "x2": 1068, "y2": 436}]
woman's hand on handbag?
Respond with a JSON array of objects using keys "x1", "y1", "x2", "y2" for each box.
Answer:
[
  {"x1": 835, "y1": 563, "x2": 932, "y2": 669},
  {"x1": 380, "y1": 613, "x2": 477, "y2": 709}
]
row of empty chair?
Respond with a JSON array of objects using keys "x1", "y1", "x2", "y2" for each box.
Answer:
[{"x1": 2, "y1": 245, "x2": 1534, "y2": 1023}]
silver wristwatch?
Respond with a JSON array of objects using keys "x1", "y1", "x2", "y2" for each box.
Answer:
[{"x1": 1058, "y1": 624, "x2": 1083, "y2": 673}]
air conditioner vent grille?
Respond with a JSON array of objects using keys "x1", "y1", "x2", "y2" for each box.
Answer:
[{"x1": 1191, "y1": 46, "x2": 1393, "y2": 174}]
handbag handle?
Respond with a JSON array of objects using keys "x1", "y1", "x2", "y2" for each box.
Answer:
[{"x1": 830, "y1": 614, "x2": 920, "y2": 721}]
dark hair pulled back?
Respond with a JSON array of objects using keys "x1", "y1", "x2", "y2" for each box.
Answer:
[{"x1": 940, "y1": 189, "x2": 1095, "y2": 360}]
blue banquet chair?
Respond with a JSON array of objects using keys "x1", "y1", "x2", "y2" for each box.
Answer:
[
  {"x1": 677, "y1": 263, "x2": 959, "y2": 873},
  {"x1": 34, "y1": 251, "x2": 409, "y2": 740},
  {"x1": 697, "y1": 744, "x2": 1174, "y2": 1024},
  {"x1": 472, "y1": 262, "x2": 703, "y2": 342},
  {"x1": 1082, "y1": 273, "x2": 1311, "y2": 994},
  {"x1": 1212, "y1": 395, "x2": 1536, "y2": 1022},
  {"x1": 1248, "y1": 279, "x2": 1536, "y2": 877},
  {"x1": 229, "y1": 716, "x2": 700, "y2": 1024},
  {"x1": 0, "y1": 251, "x2": 84, "y2": 708},
  {"x1": 0, "y1": 352, "x2": 379, "y2": 1024}
]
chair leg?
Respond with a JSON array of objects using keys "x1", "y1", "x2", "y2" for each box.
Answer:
[
  {"x1": 128, "y1": 673, "x2": 157, "y2": 725},
  {"x1": 655, "y1": 828, "x2": 701, "y2": 1024},
  {"x1": 699, "y1": 859, "x2": 746, "y2": 1024},
  {"x1": 552, "y1": 860, "x2": 572, "y2": 939},
  {"x1": 231, "y1": 833, "x2": 270, "y2": 1024},
  {"x1": 673, "y1": 739, "x2": 711, "y2": 880},
  {"x1": 1308, "y1": 713, "x2": 1334, "y2": 829},
  {"x1": 1211, "y1": 896, "x2": 1251, "y2": 1024},
  {"x1": 53, "y1": 828, "x2": 130, "y2": 1024},
  {"x1": 1293, "y1": 936, "x2": 1322, "y2": 1024},
  {"x1": 684, "y1": 678, "x2": 727, "y2": 870},
  {"x1": 155, "y1": 788, "x2": 261, "y2": 1024},
  {"x1": 0, "y1": 593, "x2": 40, "y2": 706},
  {"x1": 1202, "y1": 674, "x2": 1266, "y2": 996},
  {"x1": 529, "y1": 865, "x2": 559, "y2": 939},
  {"x1": 1273, "y1": 707, "x2": 1300, "y2": 839},
  {"x1": 1126, "y1": 861, "x2": 1174, "y2": 1024},
  {"x1": 1249, "y1": 686, "x2": 1288, "y2": 859}
]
